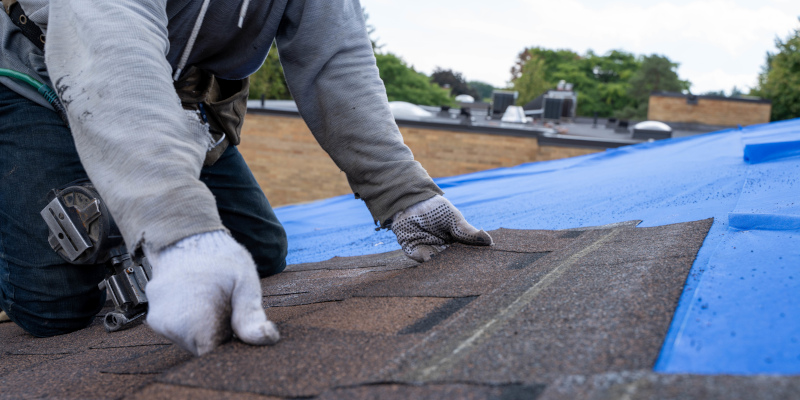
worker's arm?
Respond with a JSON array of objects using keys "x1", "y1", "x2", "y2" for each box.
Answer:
[
  {"x1": 45, "y1": 0, "x2": 218, "y2": 254},
  {"x1": 276, "y1": 0, "x2": 492, "y2": 259},
  {"x1": 45, "y1": 0, "x2": 277, "y2": 355},
  {"x1": 276, "y1": 0, "x2": 444, "y2": 226}
]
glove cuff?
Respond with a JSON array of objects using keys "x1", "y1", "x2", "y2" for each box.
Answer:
[{"x1": 143, "y1": 230, "x2": 246, "y2": 270}]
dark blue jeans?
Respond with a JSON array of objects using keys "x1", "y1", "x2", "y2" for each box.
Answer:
[{"x1": 0, "y1": 85, "x2": 287, "y2": 337}]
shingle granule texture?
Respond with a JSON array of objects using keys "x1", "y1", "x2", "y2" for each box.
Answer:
[{"x1": 5, "y1": 219, "x2": 796, "y2": 399}]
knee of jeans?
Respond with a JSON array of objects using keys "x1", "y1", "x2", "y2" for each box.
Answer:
[
  {"x1": 256, "y1": 257, "x2": 286, "y2": 278},
  {"x1": 15, "y1": 312, "x2": 97, "y2": 338},
  {"x1": 3, "y1": 289, "x2": 105, "y2": 338},
  {"x1": 253, "y1": 228, "x2": 288, "y2": 278},
  {"x1": 254, "y1": 244, "x2": 287, "y2": 278}
]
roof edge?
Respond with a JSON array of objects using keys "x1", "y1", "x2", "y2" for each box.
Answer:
[
  {"x1": 246, "y1": 107, "x2": 640, "y2": 150},
  {"x1": 651, "y1": 92, "x2": 771, "y2": 105}
]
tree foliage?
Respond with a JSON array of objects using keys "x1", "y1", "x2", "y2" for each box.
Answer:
[
  {"x1": 702, "y1": 90, "x2": 726, "y2": 97},
  {"x1": 752, "y1": 23, "x2": 800, "y2": 121},
  {"x1": 512, "y1": 55, "x2": 548, "y2": 106},
  {"x1": 510, "y1": 46, "x2": 690, "y2": 118},
  {"x1": 468, "y1": 80, "x2": 495, "y2": 101},
  {"x1": 375, "y1": 53, "x2": 453, "y2": 106},
  {"x1": 430, "y1": 68, "x2": 480, "y2": 100},
  {"x1": 701, "y1": 86, "x2": 745, "y2": 98},
  {"x1": 619, "y1": 54, "x2": 689, "y2": 119},
  {"x1": 248, "y1": 44, "x2": 291, "y2": 100},
  {"x1": 627, "y1": 55, "x2": 688, "y2": 102},
  {"x1": 511, "y1": 47, "x2": 581, "y2": 82}
]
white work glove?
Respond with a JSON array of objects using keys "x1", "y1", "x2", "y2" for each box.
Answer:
[
  {"x1": 143, "y1": 230, "x2": 279, "y2": 356},
  {"x1": 391, "y1": 195, "x2": 493, "y2": 262}
]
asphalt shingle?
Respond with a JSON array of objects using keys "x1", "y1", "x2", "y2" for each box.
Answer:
[
  {"x1": 5, "y1": 220, "x2": 780, "y2": 400},
  {"x1": 159, "y1": 325, "x2": 415, "y2": 398},
  {"x1": 539, "y1": 371, "x2": 800, "y2": 400}
]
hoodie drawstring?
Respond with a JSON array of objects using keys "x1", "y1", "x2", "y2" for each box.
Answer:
[
  {"x1": 172, "y1": 0, "x2": 211, "y2": 81},
  {"x1": 172, "y1": 0, "x2": 250, "y2": 81},
  {"x1": 238, "y1": 0, "x2": 250, "y2": 28}
]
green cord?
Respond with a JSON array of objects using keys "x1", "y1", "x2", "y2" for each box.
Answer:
[
  {"x1": 0, "y1": 68, "x2": 69, "y2": 126},
  {"x1": 0, "y1": 68, "x2": 44, "y2": 89}
]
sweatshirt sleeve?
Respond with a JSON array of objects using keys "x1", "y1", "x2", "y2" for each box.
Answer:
[
  {"x1": 275, "y1": 0, "x2": 443, "y2": 226},
  {"x1": 44, "y1": 0, "x2": 225, "y2": 253}
]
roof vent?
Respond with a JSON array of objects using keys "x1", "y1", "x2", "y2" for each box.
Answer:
[
  {"x1": 501, "y1": 106, "x2": 527, "y2": 123},
  {"x1": 633, "y1": 120, "x2": 673, "y2": 140},
  {"x1": 455, "y1": 94, "x2": 475, "y2": 103},
  {"x1": 388, "y1": 101, "x2": 434, "y2": 120}
]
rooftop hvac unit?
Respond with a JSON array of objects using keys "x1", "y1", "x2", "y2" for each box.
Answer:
[
  {"x1": 543, "y1": 98, "x2": 563, "y2": 120},
  {"x1": 492, "y1": 91, "x2": 517, "y2": 116}
]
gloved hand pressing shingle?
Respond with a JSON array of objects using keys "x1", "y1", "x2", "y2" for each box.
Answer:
[
  {"x1": 391, "y1": 195, "x2": 493, "y2": 262},
  {"x1": 143, "y1": 230, "x2": 279, "y2": 356}
]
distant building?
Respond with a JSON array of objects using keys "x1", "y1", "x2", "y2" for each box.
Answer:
[
  {"x1": 240, "y1": 100, "x2": 637, "y2": 206},
  {"x1": 241, "y1": 98, "x2": 719, "y2": 207},
  {"x1": 648, "y1": 92, "x2": 771, "y2": 127}
]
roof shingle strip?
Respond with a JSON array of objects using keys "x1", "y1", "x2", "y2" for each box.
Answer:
[
  {"x1": 2, "y1": 317, "x2": 171, "y2": 355},
  {"x1": 539, "y1": 370, "x2": 800, "y2": 400},
  {"x1": 0, "y1": 346, "x2": 173, "y2": 399},
  {"x1": 376, "y1": 221, "x2": 711, "y2": 384},
  {"x1": 0, "y1": 220, "x2": 723, "y2": 399},
  {"x1": 154, "y1": 220, "x2": 711, "y2": 398}
]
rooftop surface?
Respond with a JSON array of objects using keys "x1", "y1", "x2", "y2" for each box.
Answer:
[
  {"x1": 7, "y1": 221, "x2": 799, "y2": 399},
  {"x1": 274, "y1": 117, "x2": 800, "y2": 376},
  {"x1": 246, "y1": 100, "x2": 717, "y2": 149},
  {"x1": 2, "y1": 115, "x2": 799, "y2": 398}
]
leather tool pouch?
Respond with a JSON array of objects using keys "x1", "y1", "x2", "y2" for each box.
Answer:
[{"x1": 174, "y1": 66, "x2": 249, "y2": 166}]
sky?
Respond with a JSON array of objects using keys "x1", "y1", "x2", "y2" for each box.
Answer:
[{"x1": 361, "y1": 0, "x2": 799, "y2": 95}]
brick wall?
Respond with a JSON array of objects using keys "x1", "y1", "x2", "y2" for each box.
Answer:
[
  {"x1": 239, "y1": 113, "x2": 601, "y2": 206},
  {"x1": 648, "y1": 95, "x2": 771, "y2": 126}
]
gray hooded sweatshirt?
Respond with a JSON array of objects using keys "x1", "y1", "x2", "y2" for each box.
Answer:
[{"x1": 2, "y1": 0, "x2": 442, "y2": 254}]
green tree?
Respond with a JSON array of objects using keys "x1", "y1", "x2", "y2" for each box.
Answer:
[
  {"x1": 752, "y1": 23, "x2": 800, "y2": 121},
  {"x1": 248, "y1": 43, "x2": 291, "y2": 100},
  {"x1": 619, "y1": 54, "x2": 689, "y2": 119},
  {"x1": 510, "y1": 47, "x2": 581, "y2": 83},
  {"x1": 510, "y1": 47, "x2": 643, "y2": 116},
  {"x1": 573, "y1": 50, "x2": 640, "y2": 116},
  {"x1": 702, "y1": 90, "x2": 726, "y2": 97},
  {"x1": 627, "y1": 54, "x2": 688, "y2": 101},
  {"x1": 468, "y1": 80, "x2": 495, "y2": 101},
  {"x1": 430, "y1": 68, "x2": 480, "y2": 100},
  {"x1": 730, "y1": 86, "x2": 745, "y2": 97},
  {"x1": 512, "y1": 55, "x2": 548, "y2": 105},
  {"x1": 700, "y1": 86, "x2": 743, "y2": 98},
  {"x1": 375, "y1": 53, "x2": 453, "y2": 106}
]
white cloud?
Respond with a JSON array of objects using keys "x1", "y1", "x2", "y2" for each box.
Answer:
[
  {"x1": 514, "y1": 0, "x2": 794, "y2": 57},
  {"x1": 680, "y1": 67, "x2": 759, "y2": 94},
  {"x1": 363, "y1": 0, "x2": 798, "y2": 92}
]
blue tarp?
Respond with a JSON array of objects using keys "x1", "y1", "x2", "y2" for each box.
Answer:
[{"x1": 274, "y1": 118, "x2": 800, "y2": 375}]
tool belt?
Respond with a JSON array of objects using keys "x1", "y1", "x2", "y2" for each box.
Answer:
[
  {"x1": 3, "y1": 0, "x2": 45, "y2": 52},
  {"x1": 174, "y1": 66, "x2": 250, "y2": 166},
  {"x1": 3, "y1": 1, "x2": 248, "y2": 166}
]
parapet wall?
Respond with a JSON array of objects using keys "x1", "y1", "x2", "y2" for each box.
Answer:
[
  {"x1": 239, "y1": 113, "x2": 601, "y2": 206},
  {"x1": 648, "y1": 93, "x2": 771, "y2": 127}
]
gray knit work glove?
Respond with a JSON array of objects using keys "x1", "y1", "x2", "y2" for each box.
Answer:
[
  {"x1": 144, "y1": 231, "x2": 279, "y2": 356},
  {"x1": 391, "y1": 195, "x2": 493, "y2": 262}
]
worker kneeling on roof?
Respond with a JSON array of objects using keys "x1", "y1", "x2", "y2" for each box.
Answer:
[{"x1": 0, "y1": 0, "x2": 492, "y2": 355}]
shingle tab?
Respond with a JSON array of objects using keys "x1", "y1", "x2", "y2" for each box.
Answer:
[{"x1": 5, "y1": 220, "x2": 778, "y2": 400}]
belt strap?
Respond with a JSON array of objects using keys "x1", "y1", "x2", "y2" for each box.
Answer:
[
  {"x1": 2, "y1": 0, "x2": 16, "y2": 14},
  {"x1": 5, "y1": 1, "x2": 45, "y2": 52}
]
